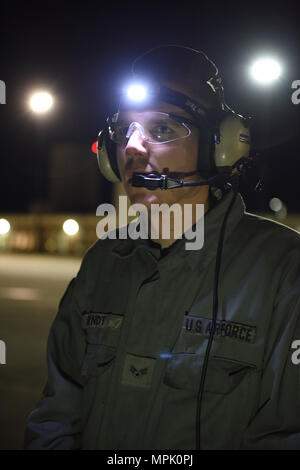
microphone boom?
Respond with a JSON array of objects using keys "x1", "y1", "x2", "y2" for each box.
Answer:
[{"x1": 131, "y1": 173, "x2": 221, "y2": 190}]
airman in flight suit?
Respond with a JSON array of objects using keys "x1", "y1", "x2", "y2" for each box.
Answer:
[{"x1": 24, "y1": 45, "x2": 300, "y2": 450}]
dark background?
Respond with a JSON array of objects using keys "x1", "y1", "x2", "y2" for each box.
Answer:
[
  {"x1": 1, "y1": 0, "x2": 300, "y2": 214},
  {"x1": 0, "y1": 0, "x2": 299, "y2": 451}
]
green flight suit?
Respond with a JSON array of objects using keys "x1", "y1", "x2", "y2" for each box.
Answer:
[{"x1": 24, "y1": 191, "x2": 300, "y2": 449}]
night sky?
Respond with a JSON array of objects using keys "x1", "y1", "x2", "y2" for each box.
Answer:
[{"x1": 1, "y1": 1, "x2": 300, "y2": 214}]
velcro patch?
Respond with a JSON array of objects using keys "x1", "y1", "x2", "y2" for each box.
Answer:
[
  {"x1": 183, "y1": 314, "x2": 256, "y2": 343},
  {"x1": 82, "y1": 312, "x2": 123, "y2": 329},
  {"x1": 121, "y1": 353, "x2": 156, "y2": 388}
]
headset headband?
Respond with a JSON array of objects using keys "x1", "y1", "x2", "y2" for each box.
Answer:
[{"x1": 118, "y1": 82, "x2": 229, "y2": 128}]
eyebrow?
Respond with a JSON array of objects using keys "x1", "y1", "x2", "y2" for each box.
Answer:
[
  {"x1": 116, "y1": 111, "x2": 195, "y2": 123},
  {"x1": 168, "y1": 113, "x2": 198, "y2": 127}
]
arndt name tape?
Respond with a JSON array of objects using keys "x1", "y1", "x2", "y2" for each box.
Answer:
[
  {"x1": 82, "y1": 312, "x2": 123, "y2": 329},
  {"x1": 183, "y1": 314, "x2": 256, "y2": 343}
]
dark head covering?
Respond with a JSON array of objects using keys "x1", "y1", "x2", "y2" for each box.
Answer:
[{"x1": 131, "y1": 44, "x2": 223, "y2": 110}]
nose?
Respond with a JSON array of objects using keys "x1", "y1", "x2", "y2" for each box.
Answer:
[{"x1": 125, "y1": 128, "x2": 149, "y2": 158}]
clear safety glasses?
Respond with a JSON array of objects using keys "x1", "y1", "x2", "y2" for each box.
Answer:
[{"x1": 108, "y1": 111, "x2": 196, "y2": 145}]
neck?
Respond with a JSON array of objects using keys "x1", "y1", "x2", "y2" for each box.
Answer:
[{"x1": 149, "y1": 197, "x2": 210, "y2": 249}]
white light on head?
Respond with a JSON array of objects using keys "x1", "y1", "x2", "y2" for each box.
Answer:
[
  {"x1": 126, "y1": 84, "x2": 147, "y2": 102},
  {"x1": 250, "y1": 58, "x2": 281, "y2": 84}
]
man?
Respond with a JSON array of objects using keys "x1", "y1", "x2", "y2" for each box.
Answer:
[{"x1": 24, "y1": 45, "x2": 300, "y2": 450}]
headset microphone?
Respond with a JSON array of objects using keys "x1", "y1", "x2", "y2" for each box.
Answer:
[{"x1": 131, "y1": 172, "x2": 228, "y2": 190}]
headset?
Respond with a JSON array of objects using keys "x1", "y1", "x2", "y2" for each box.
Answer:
[
  {"x1": 95, "y1": 47, "x2": 254, "y2": 451},
  {"x1": 96, "y1": 76, "x2": 251, "y2": 190}
]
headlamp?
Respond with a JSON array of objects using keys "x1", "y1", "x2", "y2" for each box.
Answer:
[
  {"x1": 121, "y1": 82, "x2": 215, "y2": 129},
  {"x1": 126, "y1": 84, "x2": 147, "y2": 102}
]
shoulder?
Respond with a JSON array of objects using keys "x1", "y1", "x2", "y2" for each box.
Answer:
[
  {"x1": 233, "y1": 212, "x2": 300, "y2": 291},
  {"x1": 236, "y1": 211, "x2": 300, "y2": 253},
  {"x1": 78, "y1": 226, "x2": 140, "y2": 272}
]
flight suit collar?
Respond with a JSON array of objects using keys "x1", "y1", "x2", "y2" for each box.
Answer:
[{"x1": 112, "y1": 191, "x2": 246, "y2": 272}]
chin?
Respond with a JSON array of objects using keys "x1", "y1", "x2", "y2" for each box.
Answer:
[{"x1": 128, "y1": 188, "x2": 161, "y2": 208}]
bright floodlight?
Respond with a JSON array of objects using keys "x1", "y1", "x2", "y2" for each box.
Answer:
[
  {"x1": 63, "y1": 219, "x2": 79, "y2": 236},
  {"x1": 126, "y1": 84, "x2": 147, "y2": 102},
  {"x1": 29, "y1": 91, "x2": 53, "y2": 113},
  {"x1": 250, "y1": 58, "x2": 281, "y2": 84},
  {"x1": 0, "y1": 218, "x2": 10, "y2": 235}
]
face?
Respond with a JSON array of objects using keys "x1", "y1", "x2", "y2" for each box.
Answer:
[{"x1": 116, "y1": 101, "x2": 210, "y2": 210}]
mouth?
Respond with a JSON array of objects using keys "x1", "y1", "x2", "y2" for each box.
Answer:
[{"x1": 127, "y1": 170, "x2": 160, "y2": 185}]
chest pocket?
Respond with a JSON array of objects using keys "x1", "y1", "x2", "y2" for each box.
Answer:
[
  {"x1": 163, "y1": 353, "x2": 256, "y2": 394},
  {"x1": 163, "y1": 312, "x2": 258, "y2": 395},
  {"x1": 81, "y1": 311, "x2": 124, "y2": 380}
]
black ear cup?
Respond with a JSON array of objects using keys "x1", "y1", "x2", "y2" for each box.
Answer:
[{"x1": 196, "y1": 123, "x2": 216, "y2": 176}]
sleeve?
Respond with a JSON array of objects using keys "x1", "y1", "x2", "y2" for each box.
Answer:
[
  {"x1": 24, "y1": 259, "x2": 88, "y2": 450},
  {"x1": 241, "y1": 245, "x2": 300, "y2": 449}
]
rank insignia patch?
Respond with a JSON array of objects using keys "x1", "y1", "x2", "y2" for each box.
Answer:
[{"x1": 121, "y1": 353, "x2": 156, "y2": 388}]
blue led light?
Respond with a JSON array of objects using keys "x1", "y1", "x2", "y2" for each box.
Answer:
[{"x1": 159, "y1": 353, "x2": 173, "y2": 359}]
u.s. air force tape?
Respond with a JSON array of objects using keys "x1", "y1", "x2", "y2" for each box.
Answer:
[{"x1": 183, "y1": 314, "x2": 256, "y2": 343}]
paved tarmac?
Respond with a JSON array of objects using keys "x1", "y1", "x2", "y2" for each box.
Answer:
[{"x1": 0, "y1": 253, "x2": 81, "y2": 450}]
